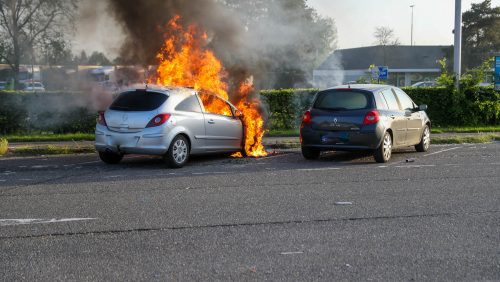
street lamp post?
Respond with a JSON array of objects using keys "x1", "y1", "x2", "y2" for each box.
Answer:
[
  {"x1": 454, "y1": 0, "x2": 462, "y2": 88},
  {"x1": 410, "y1": 5, "x2": 415, "y2": 46}
]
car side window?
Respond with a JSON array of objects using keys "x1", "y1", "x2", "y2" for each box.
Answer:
[
  {"x1": 198, "y1": 93, "x2": 233, "y2": 117},
  {"x1": 381, "y1": 89, "x2": 401, "y2": 111},
  {"x1": 393, "y1": 89, "x2": 415, "y2": 111},
  {"x1": 175, "y1": 95, "x2": 203, "y2": 113},
  {"x1": 374, "y1": 92, "x2": 388, "y2": 110}
]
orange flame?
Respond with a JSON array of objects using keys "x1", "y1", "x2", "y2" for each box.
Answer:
[{"x1": 153, "y1": 16, "x2": 267, "y2": 157}]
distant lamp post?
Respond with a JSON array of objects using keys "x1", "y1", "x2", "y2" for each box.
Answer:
[
  {"x1": 410, "y1": 4, "x2": 415, "y2": 46},
  {"x1": 454, "y1": 0, "x2": 462, "y2": 88}
]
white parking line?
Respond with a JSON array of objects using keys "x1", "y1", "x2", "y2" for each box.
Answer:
[
  {"x1": 297, "y1": 167, "x2": 341, "y2": 172},
  {"x1": 0, "y1": 218, "x2": 97, "y2": 226},
  {"x1": 424, "y1": 146, "x2": 461, "y2": 157},
  {"x1": 395, "y1": 165, "x2": 436, "y2": 168},
  {"x1": 280, "y1": 251, "x2": 304, "y2": 255}
]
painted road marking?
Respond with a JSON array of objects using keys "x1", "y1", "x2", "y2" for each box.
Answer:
[
  {"x1": 334, "y1": 202, "x2": 353, "y2": 205},
  {"x1": 280, "y1": 251, "x2": 304, "y2": 255},
  {"x1": 424, "y1": 147, "x2": 461, "y2": 157},
  {"x1": 0, "y1": 218, "x2": 97, "y2": 226},
  {"x1": 297, "y1": 167, "x2": 341, "y2": 172},
  {"x1": 395, "y1": 165, "x2": 436, "y2": 168}
]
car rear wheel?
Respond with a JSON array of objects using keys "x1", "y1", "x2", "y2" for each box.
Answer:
[
  {"x1": 374, "y1": 132, "x2": 392, "y2": 163},
  {"x1": 99, "y1": 151, "x2": 124, "y2": 164},
  {"x1": 415, "y1": 125, "x2": 430, "y2": 152},
  {"x1": 302, "y1": 147, "x2": 320, "y2": 160},
  {"x1": 164, "y1": 135, "x2": 190, "y2": 168}
]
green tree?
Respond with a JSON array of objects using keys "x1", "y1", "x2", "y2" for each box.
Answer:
[
  {"x1": 462, "y1": 0, "x2": 500, "y2": 70},
  {"x1": 87, "y1": 51, "x2": 112, "y2": 66},
  {"x1": 0, "y1": 0, "x2": 77, "y2": 88}
]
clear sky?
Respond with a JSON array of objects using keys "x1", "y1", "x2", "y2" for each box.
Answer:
[{"x1": 307, "y1": 0, "x2": 500, "y2": 49}]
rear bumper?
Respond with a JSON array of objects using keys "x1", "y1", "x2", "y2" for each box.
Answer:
[
  {"x1": 300, "y1": 125, "x2": 384, "y2": 151},
  {"x1": 95, "y1": 124, "x2": 170, "y2": 155}
]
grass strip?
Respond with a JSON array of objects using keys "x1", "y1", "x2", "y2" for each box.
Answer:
[
  {"x1": 431, "y1": 126, "x2": 500, "y2": 134},
  {"x1": 431, "y1": 134, "x2": 500, "y2": 144},
  {"x1": 5, "y1": 133, "x2": 95, "y2": 142},
  {"x1": 11, "y1": 145, "x2": 96, "y2": 156}
]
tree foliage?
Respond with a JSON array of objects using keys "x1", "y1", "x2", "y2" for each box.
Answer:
[
  {"x1": 373, "y1": 26, "x2": 400, "y2": 46},
  {"x1": 462, "y1": 0, "x2": 500, "y2": 69},
  {"x1": 0, "y1": 0, "x2": 77, "y2": 86}
]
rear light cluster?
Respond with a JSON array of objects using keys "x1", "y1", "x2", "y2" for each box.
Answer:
[
  {"x1": 97, "y1": 112, "x2": 107, "y2": 126},
  {"x1": 363, "y1": 110, "x2": 380, "y2": 125},
  {"x1": 302, "y1": 110, "x2": 312, "y2": 125},
  {"x1": 146, "y1": 114, "x2": 171, "y2": 128}
]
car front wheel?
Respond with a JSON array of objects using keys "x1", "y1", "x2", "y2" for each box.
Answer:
[
  {"x1": 164, "y1": 135, "x2": 190, "y2": 168},
  {"x1": 374, "y1": 132, "x2": 392, "y2": 163},
  {"x1": 415, "y1": 125, "x2": 430, "y2": 152}
]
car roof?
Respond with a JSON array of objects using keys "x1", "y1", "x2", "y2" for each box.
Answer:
[
  {"x1": 122, "y1": 84, "x2": 196, "y2": 95},
  {"x1": 326, "y1": 84, "x2": 393, "y2": 92}
]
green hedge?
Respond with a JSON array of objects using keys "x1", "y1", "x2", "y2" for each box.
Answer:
[
  {"x1": 0, "y1": 91, "x2": 97, "y2": 135},
  {"x1": 260, "y1": 87, "x2": 500, "y2": 130},
  {"x1": 260, "y1": 89, "x2": 317, "y2": 129},
  {"x1": 1, "y1": 87, "x2": 498, "y2": 134}
]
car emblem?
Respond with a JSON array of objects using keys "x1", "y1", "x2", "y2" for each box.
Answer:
[
  {"x1": 122, "y1": 114, "x2": 128, "y2": 122},
  {"x1": 333, "y1": 118, "x2": 338, "y2": 124}
]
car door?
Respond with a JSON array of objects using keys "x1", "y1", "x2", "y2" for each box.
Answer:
[
  {"x1": 198, "y1": 93, "x2": 243, "y2": 151},
  {"x1": 381, "y1": 89, "x2": 406, "y2": 146},
  {"x1": 394, "y1": 88, "x2": 422, "y2": 145},
  {"x1": 174, "y1": 94, "x2": 206, "y2": 153}
]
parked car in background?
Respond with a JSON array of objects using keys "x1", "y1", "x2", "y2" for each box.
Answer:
[
  {"x1": 22, "y1": 82, "x2": 46, "y2": 92},
  {"x1": 300, "y1": 84, "x2": 431, "y2": 163},
  {"x1": 95, "y1": 86, "x2": 245, "y2": 168},
  {"x1": 411, "y1": 81, "x2": 437, "y2": 87}
]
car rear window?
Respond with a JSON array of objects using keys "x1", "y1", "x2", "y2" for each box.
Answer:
[
  {"x1": 314, "y1": 90, "x2": 371, "y2": 111},
  {"x1": 110, "y1": 90, "x2": 168, "y2": 111}
]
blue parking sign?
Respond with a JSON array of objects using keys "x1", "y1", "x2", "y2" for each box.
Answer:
[
  {"x1": 378, "y1": 66, "x2": 389, "y2": 80},
  {"x1": 495, "y1": 56, "x2": 500, "y2": 91}
]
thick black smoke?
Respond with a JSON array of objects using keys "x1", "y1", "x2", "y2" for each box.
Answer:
[{"x1": 107, "y1": 0, "x2": 240, "y2": 65}]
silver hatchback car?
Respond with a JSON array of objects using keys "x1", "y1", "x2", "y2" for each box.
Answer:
[{"x1": 95, "y1": 86, "x2": 244, "y2": 168}]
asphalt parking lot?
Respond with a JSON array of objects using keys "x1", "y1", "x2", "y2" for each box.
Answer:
[{"x1": 1, "y1": 143, "x2": 499, "y2": 281}]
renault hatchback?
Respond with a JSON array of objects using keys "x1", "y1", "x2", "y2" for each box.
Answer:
[
  {"x1": 300, "y1": 84, "x2": 431, "y2": 163},
  {"x1": 95, "y1": 86, "x2": 244, "y2": 168}
]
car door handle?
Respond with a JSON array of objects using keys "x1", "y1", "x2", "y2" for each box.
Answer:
[{"x1": 208, "y1": 120, "x2": 215, "y2": 124}]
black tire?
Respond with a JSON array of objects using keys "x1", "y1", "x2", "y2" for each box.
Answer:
[
  {"x1": 415, "y1": 125, "x2": 430, "y2": 152},
  {"x1": 99, "y1": 151, "x2": 123, "y2": 164},
  {"x1": 374, "y1": 132, "x2": 392, "y2": 163},
  {"x1": 164, "y1": 135, "x2": 190, "y2": 168},
  {"x1": 301, "y1": 146, "x2": 320, "y2": 160}
]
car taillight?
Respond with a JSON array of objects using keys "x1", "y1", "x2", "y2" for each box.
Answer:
[
  {"x1": 302, "y1": 110, "x2": 312, "y2": 125},
  {"x1": 97, "y1": 112, "x2": 107, "y2": 126},
  {"x1": 146, "y1": 114, "x2": 171, "y2": 128},
  {"x1": 363, "y1": 110, "x2": 380, "y2": 125}
]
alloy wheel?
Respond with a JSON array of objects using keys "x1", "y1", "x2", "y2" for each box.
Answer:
[
  {"x1": 383, "y1": 133, "x2": 392, "y2": 160},
  {"x1": 423, "y1": 127, "x2": 430, "y2": 150},
  {"x1": 173, "y1": 139, "x2": 188, "y2": 164}
]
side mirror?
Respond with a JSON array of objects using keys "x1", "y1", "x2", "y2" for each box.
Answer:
[
  {"x1": 234, "y1": 110, "x2": 244, "y2": 118},
  {"x1": 419, "y1": 104, "x2": 428, "y2": 111}
]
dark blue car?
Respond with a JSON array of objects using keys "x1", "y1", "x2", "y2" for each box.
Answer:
[{"x1": 300, "y1": 84, "x2": 431, "y2": 163}]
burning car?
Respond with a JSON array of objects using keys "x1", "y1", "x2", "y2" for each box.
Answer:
[{"x1": 95, "y1": 86, "x2": 245, "y2": 168}]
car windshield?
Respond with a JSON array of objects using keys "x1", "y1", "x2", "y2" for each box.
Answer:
[
  {"x1": 110, "y1": 90, "x2": 168, "y2": 111},
  {"x1": 314, "y1": 90, "x2": 370, "y2": 111}
]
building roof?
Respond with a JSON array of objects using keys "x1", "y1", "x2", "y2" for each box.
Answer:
[{"x1": 317, "y1": 45, "x2": 451, "y2": 70}]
